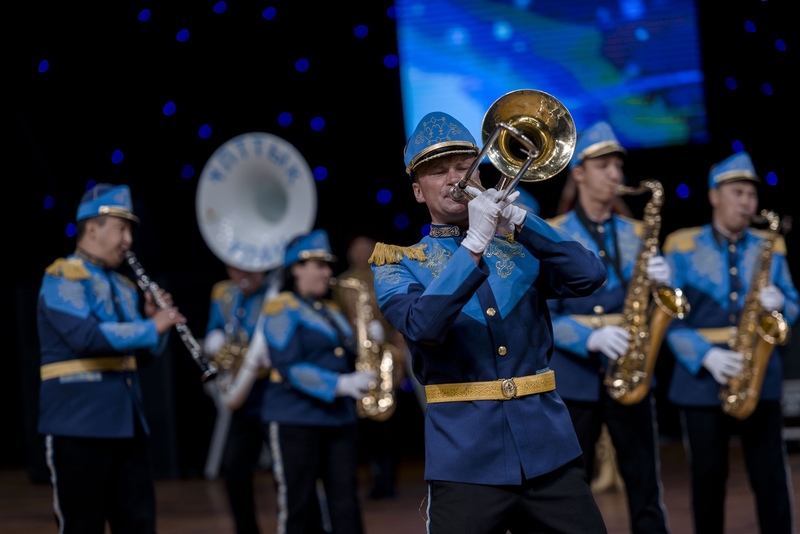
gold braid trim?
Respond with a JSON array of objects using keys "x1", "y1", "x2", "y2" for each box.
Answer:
[
  {"x1": 369, "y1": 243, "x2": 427, "y2": 266},
  {"x1": 44, "y1": 258, "x2": 90, "y2": 280},
  {"x1": 262, "y1": 291, "x2": 300, "y2": 315}
]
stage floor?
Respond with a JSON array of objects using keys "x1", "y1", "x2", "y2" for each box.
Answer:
[{"x1": 3, "y1": 439, "x2": 799, "y2": 533}]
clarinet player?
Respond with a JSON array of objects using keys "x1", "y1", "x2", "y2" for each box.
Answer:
[{"x1": 36, "y1": 183, "x2": 185, "y2": 533}]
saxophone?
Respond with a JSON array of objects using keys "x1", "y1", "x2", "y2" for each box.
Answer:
[
  {"x1": 332, "y1": 277, "x2": 397, "y2": 422},
  {"x1": 720, "y1": 210, "x2": 791, "y2": 420},
  {"x1": 604, "y1": 180, "x2": 690, "y2": 405}
]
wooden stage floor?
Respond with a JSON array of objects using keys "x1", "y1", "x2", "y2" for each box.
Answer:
[{"x1": 2, "y1": 439, "x2": 799, "y2": 533}]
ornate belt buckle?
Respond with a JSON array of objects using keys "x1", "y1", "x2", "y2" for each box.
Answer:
[{"x1": 500, "y1": 378, "x2": 517, "y2": 399}]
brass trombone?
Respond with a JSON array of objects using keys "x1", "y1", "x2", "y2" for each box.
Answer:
[{"x1": 449, "y1": 89, "x2": 577, "y2": 202}]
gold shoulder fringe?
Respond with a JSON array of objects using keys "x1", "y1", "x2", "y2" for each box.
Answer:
[
  {"x1": 663, "y1": 227, "x2": 702, "y2": 253},
  {"x1": 751, "y1": 229, "x2": 788, "y2": 255},
  {"x1": 544, "y1": 213, "x2": 567, "y2": 228},
  {"x1": 262, "y1": 291, "x2": 299, "y2": 315},
  {"x1": 369, "y1": 242, "x2": 427, "y2": 266},
  {"x1": 211, "y1": 280, "x2": 233, "y2": 301},
  {"x1": 45, "y1": 258, "x2": 90, "y2": 280}
]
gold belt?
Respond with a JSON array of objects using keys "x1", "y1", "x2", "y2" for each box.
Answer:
[
  {"x1": 697, "y1": 327, "x2": 736, "y2": 344},
  {"x1": 425, "y1": 370, "x2": 556, "y2": 403},
  {"x1": 571, "y1": 313, "x2": 624, "y2": 328},
  {"x1": 41, "y1": 356, "x2": 137, "y2": 381}
]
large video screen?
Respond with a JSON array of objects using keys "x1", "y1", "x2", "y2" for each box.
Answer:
[{"x1": 395, "y1": 0, "x2": 709, "y2": 151}]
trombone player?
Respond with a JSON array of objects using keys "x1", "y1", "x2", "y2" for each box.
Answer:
[{"x1": 369, "y1": 108, "x2": 609, "y2": 533}]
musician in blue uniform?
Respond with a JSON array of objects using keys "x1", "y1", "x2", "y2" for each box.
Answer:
[
  {"x1": 546, "y1": 121, "x2": 673, "y2": 533},
  {"x1": 662, "y1": 151, "x2": 799, "y2": 534},
  {"x1": 204, "y1": 264, "x2": 279, "y2": 534},
  {"x1": 257, "y1": 229, "x2": 374, "y2": 534},
  {"x1": 37, "y1": 183, "x2": 185, "y2": 534},
  {"x1": 370, "y1": 111, "x2": 609, "y2": 533}
]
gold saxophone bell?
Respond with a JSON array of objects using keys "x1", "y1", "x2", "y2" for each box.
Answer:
[{"x1": 450, "y1": 89, "x2": 577, "y2": 202}]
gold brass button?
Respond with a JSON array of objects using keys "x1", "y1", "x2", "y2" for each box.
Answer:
[
  {"x1": 730, "y1": 292, "x2": 738, "y2": 301},
  {"x1": 598, "y1": 250, "x2": 606, "y2": 257},
  {"x1": 486, "y1": 308, "x2": 496, "y2": 316},
  {"x1": 334, "y1": 347, "x2": 344, "y2": 357},
  {"x1": 596, "y1": 225, "x2": 605, "y2": 233},
  {"x1": 593, "y1": 305, "x2": 605, "y2": 315},
  {"x1": 728, "y1": 244, "x2": 736, "y2": 253},
  {"x1": 498, "y1": 346, "x2": 507, "y2": 356},
  {"x1": 729, "y1": 266, "x2": 737, "y2": 276}
]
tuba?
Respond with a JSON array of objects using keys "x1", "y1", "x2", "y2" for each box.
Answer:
[
  {"x1": 720, "y1": 210, "x2": 791, "y2": 420},
  {"x1": 449, "y1": 89, "x2": 576, "y2": 202},
  {"x1": 604, "y1": 180, "x2": 690, "y2": 404},
  {"x1": 196, "y1": 132, "x2": 316, "y2": 389},
  {"x1": 331, "y1": 277, "x2": 397, "y2": 422}
]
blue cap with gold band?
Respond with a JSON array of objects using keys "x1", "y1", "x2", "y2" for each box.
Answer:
[
  {"x1": 404, "y1": 112, "x2": 479, "y2": 176},
  {"x1": 708, "y1": 151, "x2": 760, "y2": 189},
  {"x1": 569, "y1": 121, "x2": 626, "y2": 169},
  {"x1": 76, "y1": 183, "x2": 140, "y2": 225},
  {"x1": 284, "y1": 229, "x2": 337, "y2": 267}
]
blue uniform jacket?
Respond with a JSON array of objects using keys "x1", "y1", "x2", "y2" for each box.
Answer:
[
  {"x1": 546, "y1": 211, "x2": 659, "y2": 401},
  {"x1": 663, "y1": 224, "x2": 799, "y2": 406},
  {"x1": 259, "y1": 292, "x2": 359, "y2": 427},
  {"x1": 206, "y1": 279, "x2": 270, "y2": 417},
  {"x1": 37, "y1": 254, "x2": 167, "y2": 438},
  {"x1": 370, "y1": 217, "x2": 607, "y2": 485}
]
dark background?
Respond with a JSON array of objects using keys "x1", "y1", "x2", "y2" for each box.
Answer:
[{"x1": 4, "y1": 1, "x2": 798, "y2": 482}]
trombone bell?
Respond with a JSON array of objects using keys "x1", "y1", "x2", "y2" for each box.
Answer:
[
  {"x1": 451, "y1": 89, "x2": 576, "y2": 202},
  {"x1": 485, "y1": 89, "x2": 576, "y2": 183}
]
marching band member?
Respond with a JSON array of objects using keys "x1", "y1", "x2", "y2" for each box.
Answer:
[
  {"x1": 257, "y1": 230, "x2": 374, "y2": 534},
  {"x1": 662, "y1": 151, "x2": 798, "y2": 534},
  {"x1": 37, "y1": 183, "x2": 184, "y2": 534},
  {"x1": 370, "y1": 111, "x2": 609, "y2": 533},
  {"x1": 546, "y1": 121, "x2": 672, "y2": 533}
]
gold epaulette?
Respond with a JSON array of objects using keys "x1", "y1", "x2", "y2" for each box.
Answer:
[
  {"x1": 544, "y1": 213, "x2": 567, "y2": 228},
  {"x1": 262, "y1": 291, "x2": 300, "y2": 315},
  {"x1": 622, "y1": 217, "x2": 645, "y2": 238},
  {"x1": 369, "y1": 242, "x2": 427, "y2": 266},
  {"x1": 325, "y1": 299, "x2": 343, "y2": 313},
  {"x1": 44, "y1": 258, "x2": 90, "y2": 280},
  {"x1": 211, "y1": 280, "x2": 234, "y2": 301},
  {"x1": 752, "y1": 229, "x2": 787, "y2": 255},
  {"x1": 663, "y1": 227, "x2": 702, "y2": 253},
  {"x1": 119, "y1": 275, "x2": 137, "y2": 289}
]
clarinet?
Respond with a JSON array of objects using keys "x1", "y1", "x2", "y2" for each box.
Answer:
[{"x1": 124, "y1": 251, "x2": 218, "y2": 382}]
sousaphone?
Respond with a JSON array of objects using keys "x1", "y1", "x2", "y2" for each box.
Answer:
[{"x1": 196, "y1": 132, "x2": 317, "y2": 271}]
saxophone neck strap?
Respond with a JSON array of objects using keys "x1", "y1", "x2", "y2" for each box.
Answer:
[{"x1": 575, "y1": 202, "x2": 625, "y2": 283}]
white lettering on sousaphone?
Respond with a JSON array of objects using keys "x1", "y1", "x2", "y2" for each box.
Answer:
[{"x1": 197, "y1": 132, "x2": 317, "y2": 272}]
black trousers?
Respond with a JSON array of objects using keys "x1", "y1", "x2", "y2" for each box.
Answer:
[
  {"x1": 268, "y1": 422, "x2": 364, "y2": 534},
  {"x1": 681, "y1": 401, "x2": 794, "y2": 534},
  {"x1": 426, "y1": 457, "x2": 607, "y2": 534},
  {"x1": 222, "y1": 409, "x2": 267, "y2": 534},
  {"x1": 566, "y1": 392, "x2": 670, "y2": 534},
  {"x1": 45, "y1": 425, "x2": 156, "y2": 534}
]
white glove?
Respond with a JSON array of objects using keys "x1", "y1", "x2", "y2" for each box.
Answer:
[
  {"x1": 702, "y1": 347, "x2": 744, "y2": 385},
  {"x1": 466, "y1": 186, "x2": 527, "y2": 232},
  {"x1": 586, "y1": 325, "x2": 631, "y2": 361},
  {"x1": 758, "y1": 284, "x2": 785, "y2": 311},
  {"x1": 335, "y1": 370, "x2": 378, "y2": 399},
  {"x1": 368, "y1": 319, "x2": 385, "y2": 346},
  {"x1": 203, "y1": 329, "x2": 226, "y2": 357},
  {"x1": 646, "y1": 255, "x2": 672, "y2": 285},
  {"x1": 461, "y1": 188, "x2": 512, "y2": 254}
]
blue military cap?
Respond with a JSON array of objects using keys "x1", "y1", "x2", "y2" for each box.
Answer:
[
  {"x1": 284, "y1": 229, "x2": 337, "y2": 267},
  {"x1": 708, "y1": 151, "x2": 760, "y2": 189},
  {"x1": 76, "y1": 183, "x2": 140, "y2": 224},
  {"x1": 570, "y1": 121, "x2": 626, "y2": 169},
  {"x1": 404, "y1": 112, "x2": 479, "y2": 176}
]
